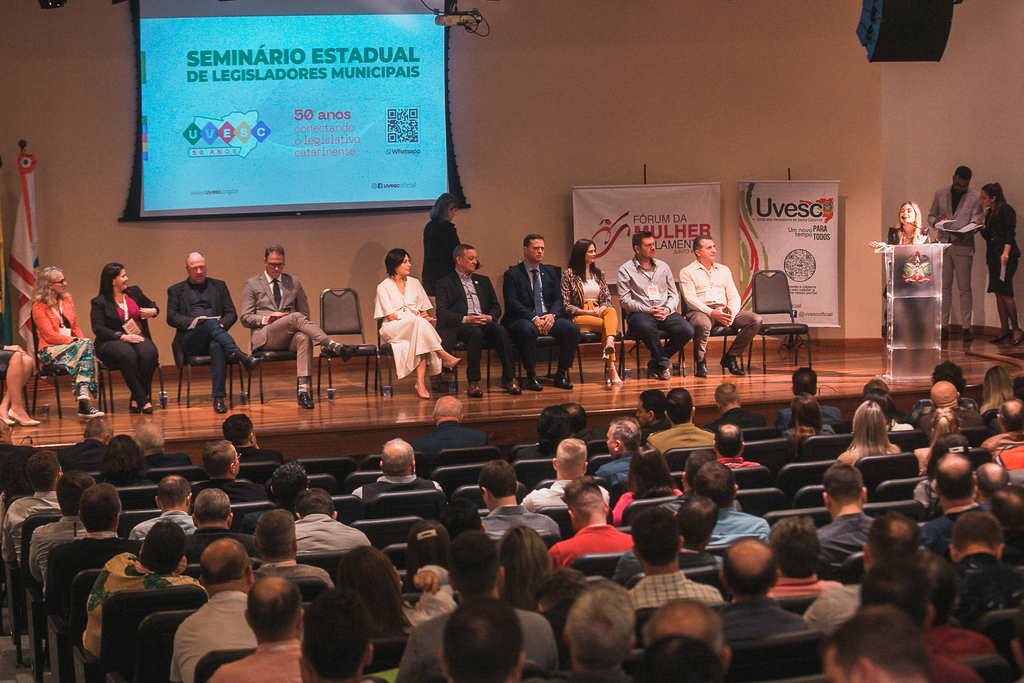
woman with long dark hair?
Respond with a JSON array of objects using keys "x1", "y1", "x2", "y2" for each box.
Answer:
[
  {"x1": 979, "y1": 183, "x2": 1022, "y2": 344},
  {"x1": 421, "y1": 193, "x2": 461, "y2": 296},
  {"x1": 612, "y1": 445, "x2": 680, "y2": 526},
  {"x1": 99, "y1": 434, "x2": 152, "y2": 487},
  {"x1": 561, "y1": 239, "x2": 621, "y2": 384},
  {"x1": 786, "y1": 393, "x2": 834, "y2": 454},
  {"x1": 90, "y1": 262, "x2": 160, "y2": 413}
]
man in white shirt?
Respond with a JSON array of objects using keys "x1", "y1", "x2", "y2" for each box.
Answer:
[
  {"x1": 678, "y1": 236, "x2": 761, "y2": 378},
  {"x1": 28, "y1": 470, "x2": 93, "y2": 584},
  {"x1": 3, "y1": 450, "x2": 62, "y2": 562},
  {"x1": 522, "y1": 438, "x2": 608, "y2": 512}
]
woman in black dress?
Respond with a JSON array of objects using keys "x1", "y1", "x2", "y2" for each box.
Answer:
[
  {"x1": 979, "y1": 183, "x2": 1022, "y2": 344},
  {"x1": 420, "y1": 193, "x2": 461, "y2": 296}
]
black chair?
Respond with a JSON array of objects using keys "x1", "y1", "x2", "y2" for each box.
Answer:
[
  {"x1": 507, "y1": 443, "x2": 540, "y2": 462},
  {"x1": 513, "y1": 459, "x2": 557, "y2": 491},
  {"x1": 734, "y1": 488, "x2": 786, "y2": 517},
  {"x1": 307, "y1": 473, "x2": 338, "y2": 495},
  {"x1": 172, "y1": 337, "x2": 239, "y2": 410},
  {"x1": 236, "y1": 461, "x2": 278, "y2": 486},
  {"x1": 228, "y1": 501, "x2": 275, "y2": 532},
  {"x1": 297, "y1": 552, "x2": 347, "y2": 576},
  {"x1": 776, "y1": 594, "x2": 818, "y2": 615},
  {"x1": 360, "y1": 452, "x2": 429, "y2": 474},
  {"x1": 873, "y1": 476, "x2": 925, "y2": 502},
  {"x1": 682, "y1": 565, "x2": 724, "y2": 593},
  {"x1": 331, "y1": 495, "x2": 364, "y2": 524},
  {"x1": 568, "y1": 552, "x2": 625, "y2": 579},
  {"x1": 434, "y1": 445, "x2": 501, "y2": 468},
  {"x1": 798, "y1": 434, "x2": 852, "y2": 461},
  {"x1": 586, "y1": 439, "x2": 610, "y2": 457},
  {"x1": 30, "y1": 318, "x2": 73, "y2": 418},
  {"x1": 863, "y1": 499, "x2": 926, "y2": 520},
  {"x1": 958, "y1": 654, "x2": 1016, "y2": 683},
  {"x1": 49, "y1": 568, "x2": 103, "y2": 683},
  {"x1": 586, "y1": 454, "x2": 613, "y2": 475},
  {"x1": 119, "y1": 609, "x2": 198, "y2": 683},
  {"x1": 620, "y1": 495, "x2": 680, "y2": 527},
  {"x1": 742, "y1": 438, "x2": 796, "y2": 478},
  {"x1": 745, "y1": 270, "x2": 812, "y2": 375},
  {"x1": 298, "y1": 456, "x2": 358, "y2": 485},
  {"x1": 963, "y1": 426, "x2": 996, "y2": 449},
  {"x1": 291, "y1": 576, "x2": 331, "y2": 602},
  {"x1": 886, "y1": 429, "x2": 929, "y2": 452},
  {"x1": 193, "y1": 648, "x2": 256, "y2": 683},
  {"x1": 20, "y1": 513, "x2": 62, "y2": 676},
  {"x1": 247, "y1": 349, "x2": 300, "y2": 404},
  {"x1": 742, "y1": 426, "x2": 783, "y2": 442},
  {"x1": 430, "y1": 463, "x2": 487, "y2": 498},
  {"x1": 763, "y1": 507, "x2": 832, "y2": 528},
  {"x1": 352, "y1": 516, "x2": 424, "y2": 549},
  {"x1": 855, "y1": 452, "x2": 919, "y2": 499},
  {"x1": 734, "y1": 465, "x2": 774, "y2": 490},
  {"x1": 725, "y1": 629, "x2": 823, "y2": 682},
  {"x1": 974, "y1": 609, "x2": 1020, "y2": 679},
  {"x1": 366, "y1": 635, "x2": 410, "y2": 674},
  {"x1": 451, "y1": 484, "x2": 527, "y2": 511},
  {"x1": 777, "y1": 460, "x2": 833, "y2": 503},
  {"x1": 662, "y1": 446, "x2": 715, "y2": 473},
  {"x1": 837, "y1": 552, "x2": 864, "y2": 585},
  {"x1": 969, "y1": 446, "x2": 994, "y2": 469},
  {"x1": 382, "y1": 543, "x2": 407, "y2": 570},
  {"x1": 145, "y1": 465, "x2": 207, "y2": 482},
  {"x1": 536, "y1": 506, "x2": 574, "y2": 540},
  {"x1": 618, "y1": 308, "x2": 686, "y2": 378},
  {"x1": 95, "y1": 358, "x2": 165, "y2": 416},
  {"x1": 364, "y1": 489, "x2": 448, "y2": 520},
  {"x1": 792, "y1": 485, "x2": 825, "y2": 510},
  {"x1": 117, "y1": 509, "x2": 161, "y2": 538},
  {"x1": 116, "y1": 484, "x2": 161, "y2": 511},
  {"x1": 344, "y1": 470, "x2": 384, "y2": 494},
  {"x1": 316, "y1": 288, "x2": 380, "y2": 395}
]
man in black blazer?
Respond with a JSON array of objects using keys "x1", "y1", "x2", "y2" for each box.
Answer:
[
  {"x1": 166, "y1": 252, "x2": 261, "y2": 414},
  {"x1": 409, "y1": 397, "x2": 490, "y2": 469},
  {"x1": 435, "y1": 244, "x2": 520, "y2": 397},
  {"x1": 703, "y1": 383, "x2": 768, "y2": 433},
  {"x1": 222, "y1": 414, "x2": 284, "y2": 464},
  {"x1": 501, "y1": 234, "x2": 580, "y2": 391},
  {"x1": 58, "y1": 416, "x2": 112, "y2": 473}
]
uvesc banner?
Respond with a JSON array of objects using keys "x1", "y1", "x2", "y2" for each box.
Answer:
[
  {"x1": 572, "y1": 183, "x2": 721, "y2": 282},
  {"x1": 738, "y1": 181, "x2": 839, "y2": 327}
]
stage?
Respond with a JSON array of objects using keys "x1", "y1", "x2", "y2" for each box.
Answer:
[{"x1": 16, "y1": 335, "x2": 1016, "y2": 462}]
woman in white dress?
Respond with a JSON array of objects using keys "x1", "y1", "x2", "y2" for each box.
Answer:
[{"x1": 374, "y1": 248, "x2": 460, "y2": 399}]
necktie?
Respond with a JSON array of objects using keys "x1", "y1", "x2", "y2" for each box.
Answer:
[
  {"x1": 272, "y1": 279, "x2": 282, "y2": 309},
  {"x1": 531, "y1": 269, "x2": 544, "y2": 316}
]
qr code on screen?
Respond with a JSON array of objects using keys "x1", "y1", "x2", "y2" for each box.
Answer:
[{"x1": 387, "y1": 108, "x2": 418, "y2": 143}]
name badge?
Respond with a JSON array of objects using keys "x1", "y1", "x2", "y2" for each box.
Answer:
[
  {"x1": 705, "y1": 286, "x2": 723, "y2": 306},
  {"x1": 647, "y1": 284, "x2": 660, "y2": 299},
  {"x1": 59, "y1": 327, "x2": 71, "y2": 337}
]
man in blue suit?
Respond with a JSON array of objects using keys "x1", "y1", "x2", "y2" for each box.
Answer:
[
  {"x1": 409, "y1": 396, "x2": 489, "y2": 469},
  {"x1": 500, "y1": 234, "x2": 580, "y2": 392}
]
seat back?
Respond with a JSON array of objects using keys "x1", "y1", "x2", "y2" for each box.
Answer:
[
  {"x1": 621, "y1": 495, "x2": 680, "y2": 527},
  {"x1": 297, "y1": 552, "x2": 347, "y2": 577},
  {"x1": 117, "y1": 484, "x2": 161, "y2": 511},
  {"x1": 331, "y1": 495, "x2": 365, "y2": 524},
  {"x1": 733, "y1": 465, "x2": 774, "y2": 490},
  {"x1": 146, "y1": 465, "x2": 207, "y2": 482},
  {"x1": 536, "y1": 506, "x2": 574, "y2": 540},
  {"x1": 872, "y1": 476, "x2": 924, "y2": 502},
  {"x1": 430, "y1": 463, "x2": 487, "y2": 498},
  {"x1": 508, "y1": 443, "x2": 540, "y2": 462},
  {"x1": 320, "y1": 288, "x2": 367, "y2": 339},
  {"x1": 586, "y1": 454, "x2": 613, "y2": 475},
  {"x1": 118, "y1": 508, "x2": 161, "y2": 538},
  {"x1": 68, "y1": 568, "x2": 104, "y2": 644},
  {"x1": 763, "y1": 507, "x2": 832, "y2": 528},
  {"x1": 134, "y1": 609, "x2": 198, "y2": 683},
  {"x1": 586, "y1": 439, "x2": 610, "y2": 457},
  {"x1": 568, "y1": 552, "x2": 625, "y2": 579},
  {"x1": 962, "y1": 426, "x2": 995, "y2": 449},
  {"x1": 512, "y1": 459, "x2": 557, "y2": 491},
  {"x1": 292, "y1": 576, "x2": 331, "y2": 602},
  {"x1": 751, "y1": 270, "x2": 796, "y2": 317},
  {"x1": 344, "y1": 470, "x2": 384, "y2": 494},
  {"x1": 855, "y1": 452, "x2": 919, "y2": 497},
  {"x1": 229, "y1": 501, "x2": 275, "y2": 532},
  {"x1": 364, "y1": 489, "x2": 448, "y2": 520},
  {"x1": 974, "y1": 608, "x2": 1020, "y2": 677},
  {"x1": 725, "y1": 629, "x2": 824, "y2": 682},
  {"x1": 886, "y1": 429, "x2": 929, "y2": 452},
  {"x1": 742, "y1": 438, "x2": 796, "y2": 478},
  {"x1": 863, "y1": 499, "x2": 926, "y2": 521},
  {"x1": 682, "y1": 565, "x2": 723, "y2": 593},
  {"x1": 741, "y1": 426, "x2": 783, "y2": 442},
  {"x1": 307, "y1": 473, "x2": 339, "y2": 495},
  {"x1": 434, "y1": 445, "x2": 502, "y2": 468},
  {"x1": 236, "y1": 461, "x2": 278, "y2": 486},
  {"x1": 958, "y1": 654, "x2": 1016, "y2": 683},
  {"x1": 193, "y1": 648, "x2": 256, "y2": 683},
  {"x1": 792, "y1": 485, "x2": 826, "y2": 510},
  {"x1": 662, "y1": 446, "x2": 715, "y2": 473},
  {"x1": 351, "y1": 516, "x2": 424, "y2": 549},
  {"x1": 366, "y1": 635, "x2": 410, "y2": 674},
  {"x1": 297, "y1": 456, "x2": 358, "y2": 484},
  {"x1": 20, "y1": 513, "x2": 62, "y2": 588},
  {"x1": 451, "y1": 484, "x2": 527, "y2": 511},
  {"x1": 733, "y1": 488, "x2": 786, "y2": 517},
  {"x1": 776, "y1": 594, "x2": 818, "y2": 615},
  {"x1": 777, "y1": 460, "x2": 833, "y2": 502},
  {"x1": 798, "y1": 434, "x2": 853, "y2": 461}
]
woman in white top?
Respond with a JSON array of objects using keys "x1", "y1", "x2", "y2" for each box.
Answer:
[{"x1": 374, "y1": 248, "x2": 460, "y2": 399}]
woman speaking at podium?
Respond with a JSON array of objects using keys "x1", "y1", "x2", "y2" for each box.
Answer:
[
  {"x1": 979, "y1": 183, "x2": 1021, "y2": 345},
  {"x1": 869, "y1": 202, "x2": 933, "y2": 249}
]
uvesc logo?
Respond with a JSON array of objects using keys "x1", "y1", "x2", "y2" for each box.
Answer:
[{"x1": 182, "y1": 111, "x2": 270, "y2": 158}]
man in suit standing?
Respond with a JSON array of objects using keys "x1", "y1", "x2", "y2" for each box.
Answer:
[
  {"x1": 409, "y1": 397, "x2": 489, "y2": 469},
  {"x1": 240, "y1": 245, "x2": 354, "y2": 409},
  {"x1": 500, "y1": 234, "x2": 580, "y2": 392},
  {"x1": 167, "y1": 252, "x2": 262, "y2": 414},
  {"x1": 435, "y1": 244, "x2": 520, "y2": 397}
]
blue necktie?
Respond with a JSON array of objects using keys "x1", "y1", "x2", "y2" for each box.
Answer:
[{"x1": 531, "y1": 269, "x2": 544, "y2": 316}]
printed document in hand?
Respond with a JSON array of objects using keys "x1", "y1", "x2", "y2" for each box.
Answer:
[
  {"x1": 188, "y1": 316, "x2": 220, "y2": 330},
  {"x1": 935, "y1": 220, "x2": 981, "y2": 233}
]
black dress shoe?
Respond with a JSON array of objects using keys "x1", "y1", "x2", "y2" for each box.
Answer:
[
  {"x1": 963, "y1": 328, "x2": 974, "y2": 342},
  {"x1": 941, "y1": 328, "x2": 949, "y2": 341},
  {"x1": 327, "y1": 341, "x2": 355, "y2": 362},
  {"x1": 467, "y1": 381, "x2": 484, "y2": 398},
  {"x1": 694, "y1": 360, "x2": 708, "y2": 378},
  {"x1": 213, "y1": 397, "x2": 228, "y2": 414},
  {"x1": 237, "y1": 353, "x2": 263, "y2": 372},
  {"x1": 128, "y1": 402, "x2": 141, "y2": 414},
  {"x1": 142, "y1": 404, "x2": 154, "y2": 414},
  {"x1": 553, "y1": 371, "x2": 573, "y2": 390},
  {"x1": 503, "y1": 378, "x2": 522, "y2": 395},
  {"x1": 721, "y1": 355, "x2": 745, "y2": 376},
  {"x1": 523, "y1": 375, "x2": 543, "y2": 392},
  {"x1": 991, "y1": 331, "x2": 1012, "y2": 344},
  {"x1": 298, "y1": 392, "x2": 315, "y2": 409}
]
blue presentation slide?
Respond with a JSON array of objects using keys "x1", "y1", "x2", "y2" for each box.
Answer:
[{"x1": 138, "y1": 9, "x2": 448, "y2": 217}]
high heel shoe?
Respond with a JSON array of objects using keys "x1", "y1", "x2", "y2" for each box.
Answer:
[
  {"x1": 602, "y1": 345, "x2": 614, "y2": 360},
  {"x1": 991, "y1": 330, "x2": 1012, "y2": 344},
  {"x1": 142, "y1": 403, "x2": 153, "y2": 414},
  {"x1": 605, "y1": 367, "x2": 623, "y2": 385},
  {"x1": 128, "y1": 402, "x2": 141, "y2": 414},
  {"x1": 442, "y1": 355, "x2": 461, "y2": 370},
  {"x1": 1013, "y1": 330, "x2": 1024, "y2": 346},
  {"x1": 415, "y1": 384, "x2": 431, "y2": 400},
  {"x1": 8, "y1": 411, "x2": 40, "y2": 427},
  {"x1": 0, "y1": 414, "x2": 13, "y2": 426}
]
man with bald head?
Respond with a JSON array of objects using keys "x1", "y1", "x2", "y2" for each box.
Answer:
[
  {"x1": 921, "y1": 452, "x2": 981, "y2": 557},
  {"x1": 167, "y1": 251, "x2": 262, "y2": 414},
  {"x1": 718, "y1": 538, "x2": 808, "y2": 641},
  {"x1": 352, "y1": 438, "x2": 443, "y2": 502},
  {"x1": 984, "y1": 398, "x2": 1024, "y2": 458},
  {"x1": 409, "y1": 397, "x2": 488, "y2": 469},
  {"x1": 918, "y1": 381, "x2": 984, "y2": 433},
  {"x1": 642, "y1": 599, "x2": 731, "y2": 673},
  {"x1": 135, "y1": 424, "x2": 192, "y2": 469},
  {"x1": 170, "y1": 539, "x2": 258, "y2": 683}
]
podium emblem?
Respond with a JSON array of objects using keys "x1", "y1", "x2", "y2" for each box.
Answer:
[{"x1": 902, "y1": 252, "x2": 933, "y2": 283}]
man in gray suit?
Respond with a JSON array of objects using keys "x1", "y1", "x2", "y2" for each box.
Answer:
[
  {"x1": 928, "y1": 165, "x2": 985, "y2": 342},
  {"x1": 240, "y1": 245, "x2": 353, "y2": 409}
]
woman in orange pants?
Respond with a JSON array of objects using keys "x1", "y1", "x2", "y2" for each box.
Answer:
[{"x1": 561, "y1": 239, "x2": 622, "y2": 384}]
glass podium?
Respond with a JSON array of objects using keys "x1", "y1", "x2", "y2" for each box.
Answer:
[{"x1": 881, "y1": 243, "x2": 946, "y2": 382}]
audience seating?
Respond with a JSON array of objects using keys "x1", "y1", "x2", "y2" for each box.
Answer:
[
  {"x1": 228, "y1": 502, "x2": 275, "y2": 532},
  {"x1": 837, "y1": 552, "x2": 864, "y2": 585},
  {"x1": 863, "y1": 500, "x2": 925, "y2": 521},
  {"x1": 331, "y1": 495, "x2": 365, "y2": 524},
  {"x1": 962, "y1": 426, "x2": 996, "y2": 449},
  {"x1": 512, "y1": 459, "x2": 557, "y2": 491},
  {"x1": 366, "y1": 635, "x2": 410, "y2": 674},
  {"x1": 586, "y1": 439, "x2": 610, "y2": 457},
  {"x1": 681, "y1": 565, "x2": 723, "y2": 594},
  {"x1": 585, "y1": 454, "x2": 613, "y2": 475},
  {"x1": 297, "y1": 456, "x2": 358, "y2": 485},
  {"x1": 307, "y1": 473, "x2": 338, "y2": 495},
  {"x1": 343, "y1": 470, "x2": 383, "y2": 494},
  {"x1": 777, "y1": 461, "x2": 833, "y2": 503},
  {"x1": 507, "y1": 443, "x2": 540, "y2": 462},
  {"x1": 382, "y1": 543, "x2": 406, "y2": 570},
  {"x1": 105, "y1": 608, "x2": 197, "y2": 683},
  {"x1": 360, "y1": 452, "x2": 429, "y2": 474},
  {"x1": 662, "y1": 446, "x2": 714, "y2": 473},
  {"x1": 741, "y1": 426, "x2": 783, "y2": 442},
  {"x1": 855, "y1": 453, "x2": 919, "y2": 496},
  {"x1": 620, "y1": 495, "x2": 680, "y2": 527},
  {"x1": 742, "y1": 438, "x2": 796, "y2": 478},
  {"x1": 797, "y1": 434, "x2": 853, "y2": 462},
  {"x1": 144, "y1": 465, "x2": 207, "y2": 483},
  {"x1": 872, "y1": 476, "x2": 924, "y2": 503},
  {"x1": 763, "y1": 507, "x2": 831, "y2": 528},
  {"x1": 22, "y1": 513, "x2": 61, "y2": 680},
  {"x1": 734, "y1": 488, "x2": 787, "y2": 517},
  {"x1": 193, "y1": 649, "x2": 255, "y2": 683},
  {"x1": 49, "y1": 568, "x2": 102, "y2": 683},
  {"x1": 116, "y1": 485, "x2": 161, "y2": 511},
  {"x1": 430, "y1": 463, "x2": 488, "y2": 498},
  {"x1": 290, "y1": 576, "x2": 330, "y2": 602},
  {"x1": 536, "y1": 506, "x2": 574, "y2": 540},
  {"x1": 352, "y1": 516, "x2": 424, "y2": 549},
  {"x1": 776, "y1": 594, "x2": 818, "y2": 615},
  {"x1": 725, "y1": 629, "x2": 823, "y2": 683},
  {"x1": 568, "y1": 552, "x2": 623, "y2": 579},
  {"x1": 957, "y1": 653, "x2": 1016, "y2": 683},
  {"x1": 117, "y1": 509, "x2": 161, "y2": 539},
  {"x1": 886, "y1": 429, "x2": 929, "y2": 452},
  {"x1": 433, "y1": 445, "x2": 501, "y2": 468},
  {"x1": 236, "y1": 461, "x2": 277, "y2": 486},
  {"x1": 364, "y1": 489, "x2": 447, "y2": 520},
  {"x1": 450, "y1": 484, "x2": 526, "y2": 513},
  {"x1": 733, "y1": 465, "x2": 774, "y2": 490},
  {"x1": 791, "y1": 485, "x2": 825, "y2": 510},
  {"x1": 296, "y1": 551, "x2": 347, "y2": 577},
  {"x1": 974, "y1": 609, "x2": 1020, "y2": 679},
  {"x1": 969, "y1": 446, "x2": 994, "y2": 469}
]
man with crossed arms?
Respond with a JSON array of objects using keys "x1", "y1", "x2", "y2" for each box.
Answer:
[{"x1": 678, "y1": 236, "x2": 761, "y2": 377}]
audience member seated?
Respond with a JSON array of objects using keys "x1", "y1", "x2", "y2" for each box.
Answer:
[
  {"x1": 253, "y1": 509, "x2": 334, "y2": 589},
  {"x1": 439, "y1": 498, "x2": 484, "y2": 541},
  {"x1": 396, "y1": 531, "x2": 558, "y2": 683},
  {"x1": 718, "y1": 538, "x2": 807, "y2": 641},
  {"x1": 2, "y1": 450, "x2": 61, "y2": 562},
  {"x1": 629, "y1": 507, "x2": 723, "y2": 610},
  {"x1": 479, "y1": 460, "x2": 560, "y2": 541},
  {"x1": 563, "y1": 403, "x2": 595, "y2": 443},
  {"x1": 185, "y1": 489, "x2": 258, "y2": 563},
  {"x1": 0, "y1": 422, "x2": 35, "y2": 464},
  {"x1": 817, "y1": 463, "x2": 873, "y2": 574},
  {"x1": 240, "y1": 461, "x2": 309, "y2": 535},
  {"x1": 299, "y1": 588, "x2": 377, "y2": 683},
  {"x1": 29, "y1": 470, "x2": 93, "y2": 584},
  {"x1": 351, "y1": 438, "x2": 443, "y2": 501},
  {"x1": 837, "y1": 401, "x2": 900, "y2": 466},
  {"x1": 647, "y1": 388, "x2": 714, "y2": 453},
  {"x1": 338, "y1": 546, "x2": 416, "y2": 635},
  {"x1": 713, "y1": 424, "x2": 760, "y2": 469},
  {"x1": 207, "y1": 577, "x2": 303, "y2": 683},
  {"x1": 635, "y1": 637, "x2": 725, "y2": 683},
  {"x1": 982, "y1": 366, "x2": 1014, "y2": 415},
  {"x1": 908, "y1": 361, "x2": 981, "y2": 428},
  {"x1": 441, "y1": 598, "x2": 525, "y2": 683},
  {"x1": 191, "y1": 439, "x2": 269, "y2": 504},
  {"x1": 58, "y1": 416, "x2": 112, "y2": 473},
  {"x1": 863, "y1": 386, "x2": 912, "y2": 432},
  {"x1": 918, "y1": 381, "x2": 985, "y2": 434},
  {"x1": 822, "y1": 607, "x2": 931, "y2": 683},
  {"x1": 222, "y1": 413, "x2": 284, "y2": 464},
  {"x1": 661, "y1": 451, "x2": 718, "y2": 514},
  {"x1": 611, "y1": 445, "x2": 681, "y2": 526},
  {"x1": 170, "y1": 539, "x2": 257, "y2": 683},
  {"x1": 45, "y1": 483, "x2": 141, "y2": 617},
  {"x1": 914, "y1": 407, "x2": 963, "y2": 475},
  {"x1": 636, "y1": 389, "x2": 671, "y2": 446},
  {"x1": 614, "y1": 495, "x2": 719, "y2": 586},
  {"x1": 549, "y1": 477, "x2": 632, "y2": 568},
  {"x1": 409, "y1": 397, "x2": 489, "y2": 469},
  {"x1": 522, "y1": 438, "x2": 608, "y2": 512},
  {"x1": 983, "y1": 398, "x2": 1024, "y2": 457},
  {"x1": 767, "y1": 516, "x2": 842, "y2": 597},
  {"x1": 949, "y1": 510, "x2": 1024, "y2": 627},
  {"x1": 914, "y1": 432, "x2": 970, "y2": 512},
  {"x1": 0, "y1": 450, "x2": 33, "y2": 523},
  {"x1": 641, "y1": 599, "x2": 732, "y2": 675},
  {"x1": 975, "y1": 462, "x2": 1010, "y2": 508},
  {"x1": 774, "y1": 367, "x2": 843, "y2": 430},
  {"x1": 784, "y1": 393, "x2": 835, "y2": 450},
  {"x1": 804, "y1": 512, "x2": 921, "y2": 636},
  {"x1": 498, "y1": 526, "x2": 553, "y2": 611},
  {"x1": 83, "y1": 521, "x2": 201, "y2": 656},
  {"x1": 555, "y1": 583, "x2": 635, "y2": 683},
  {"x1": 515, "y1": 405, "x2": 573, "y2": 461},
  {"x1": 136, "y1": 424, "x2": 192, "y2": 469},
  {"x1": 918, "y1": 551, "x2": 999, "y2": 661},
  {"x1": 694, "y1": 461, "x2": 769, "y2": 545},
  {"x1": 98, "y1": 434, "x2": 153, "y2": 487},
  {"x1": 294, "y1": 488, "x2": 369, "y2": 554},
  {"x1": 129, "y1": 475, "x2": 195, "y2": 540},
  {"x1": 534, "y1": 568, "x2": 589, "y2": 668},
  {"x1": 596, "y1": 417, "x2": 643, "y2": 494},
  {"x1": 402, "y1": 520, "x2": 458, "y2": 614},
  {"x1": 704, "y1": 383, "x2": 767, "y2": 433},
  {"x1": 921, "y1": 452, "x2": 981, "y2": 558},
  {"x1": 990, "y1": 486, "x2": 1024, "y2": 565}
]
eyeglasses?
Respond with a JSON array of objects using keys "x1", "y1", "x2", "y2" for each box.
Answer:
[
  {"x1": 54, "y1": 279, "x2": 67, "y2": 284},
  {"x1": 265, "y1": 262, "x2": 286, "y2": 269}
]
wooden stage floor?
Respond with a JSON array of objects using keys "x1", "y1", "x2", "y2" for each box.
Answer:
[{"x1": 16, "y1": 336, "x2": 1015, "y2": 461}]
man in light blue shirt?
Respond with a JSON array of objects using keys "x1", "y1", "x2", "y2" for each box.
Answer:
[
  {"x1": 595, "y1": 417, "x2": 642, "y2": 498},
  {"x1": 693, "y1": 461, "x2": 769, "y2": 545},
  {"x1": 129, "y1": 475, "x2": 196, "y2": 541}
]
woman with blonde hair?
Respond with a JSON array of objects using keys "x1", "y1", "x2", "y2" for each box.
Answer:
[
  {"x1": 869, "y1": 202, "x2": 933, "y2": 249},
  {"x1": 30, "y1": 266, "x2": 102, "y2": 418},
  {"x1": 913, "y1": 407, "x2": 961, "y2": 475},
  {"x1": 562, "y1": 239, "x2": 622, "y2": 384},
  {"x1": 980, "y1": 365, "x2": 1013, "y2": 414},
  {"x1": 838, "y1": 401, "x2": 900, "y2": 466}
]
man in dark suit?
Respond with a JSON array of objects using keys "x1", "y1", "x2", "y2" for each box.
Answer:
[
  {"x1": 58, "y1": 416, "x2": 112, "y2": 473},
  {"x1": 435, "y1": 244, "x2": 520, "y2": 397},
  {"x1": 166, "y1": 252, "x2": 262, "y2": 414},
  {"x1": 409, "y1": 397, "x2": 489, "y2": 469},
  {"x1": 135, "y1": 424, "x2": 192, "y2": 469},
  {"x1": 500, "y1": 234, "x2": 580, "y2": 392},
  {"x1": 191, "y1": 440, "x2": 269, "y2": 504},
  {"x1": 703, "y1": 383, "x2": 768, "y2": 433},
  {"x1": 240, "y1": 244, "x2": 354, "y2": 410},
  {"x1": 222, "y1": 414, "x2": 284, "y2": 464}
]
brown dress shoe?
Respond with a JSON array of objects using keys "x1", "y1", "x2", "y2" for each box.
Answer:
[
  {"x1": 467, "y1": 381, "x2": 484, "y2": 398},
  {"x1": 503, "y1": 378, "x2": 522, "y2": 395}
]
